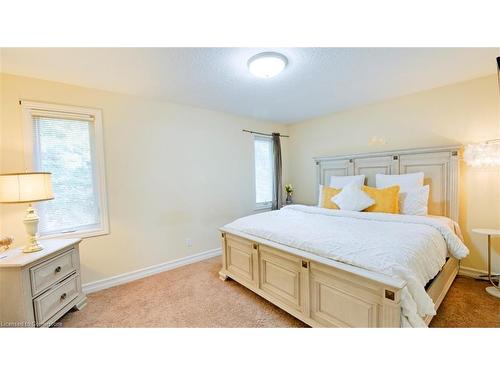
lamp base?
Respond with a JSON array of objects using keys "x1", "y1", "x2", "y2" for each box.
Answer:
[
  {"x1": 22, "y1": 204, "x2": 43, "y2": 253},
  {"x1": 485, "y1": 286, "x2": 500, "y2": 298},
  {"x1": 23, "y1": 243, "x2": 44, "y2": 253}
]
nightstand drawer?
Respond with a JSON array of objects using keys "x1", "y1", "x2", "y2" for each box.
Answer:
[
  {"x1": 33, "y1": 274, "x2": 80, "y2": 325},
  {"x1": 30, "y1": 248, "x2": 77, "y2": 296}
]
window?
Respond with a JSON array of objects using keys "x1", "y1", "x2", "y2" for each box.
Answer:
[
  {"x1": 254, "y1": 135, "x2": 274, "y2": 209},
  {"x1": 22, "y1": 101, "x2": 109, "y2": 238}
]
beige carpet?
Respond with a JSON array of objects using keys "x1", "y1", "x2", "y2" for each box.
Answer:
[{"x1": 58, "y1": 256, "x2": 499, "y2": 328}]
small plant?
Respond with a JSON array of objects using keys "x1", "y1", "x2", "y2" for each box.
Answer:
[
  {"x1": 0, "y1": 236, "x2": 14, "y2": 252},
  {"x1": 284, "y1": 184, "x2": 293, "y2": 195}
]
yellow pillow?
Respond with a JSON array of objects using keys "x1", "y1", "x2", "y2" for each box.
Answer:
[
  {"x1": 320, "y1": 186, "x2": 342, "y2": 209},
  {"x1": 362, "y1": 185, "x2": 400, "y2": 214}
]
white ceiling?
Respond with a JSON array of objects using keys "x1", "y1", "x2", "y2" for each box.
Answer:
[{"x1": 1, "y1": 48, "x2": 498, "y2": 123}]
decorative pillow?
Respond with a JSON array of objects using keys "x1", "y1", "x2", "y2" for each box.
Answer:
[
  {"x1": 375, "y1": 172, "x2": 424, "y2": 192},
  {"x1": 329, "y1": 174, "x2": 365, "y2": 189},
  {"x1": 362, "y1": 185, "x2": 400, "y2": 214},
  {"x1": 399, "y1": 185, "x2": 430, "y2": 216},
  {"x1": 318, "y1": 185, "x2": 341, "y2": 209},
  {"x1": 332, "y1": 182, "x2": 375, "y2": 211}
]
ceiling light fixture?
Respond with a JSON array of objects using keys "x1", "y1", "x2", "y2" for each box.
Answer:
[{"x1": 248, "y1": 52, "x2": 288, "y2": 79}]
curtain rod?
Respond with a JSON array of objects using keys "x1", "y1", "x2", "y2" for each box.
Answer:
[{"x1": 242, "y1": 129, "x2": 290, "y2": 138}]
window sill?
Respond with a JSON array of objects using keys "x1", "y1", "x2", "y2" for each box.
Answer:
[
  {"x1": 40, "y1": 227, "x2": 109, "y2": 241},
  {"x1": 254, "y1": 205, "x2": 272, "y2": 212}
]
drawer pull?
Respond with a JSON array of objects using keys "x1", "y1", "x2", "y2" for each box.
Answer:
[
  {"x1": 55, "y1": 266, "x2": 62, "y2": 273},
  {"x1": 385, "y1": 290, "x2": 395, "y2": 301},
  {"x1": 60, "y1": 292, "x2": 67, "y2": 301}
]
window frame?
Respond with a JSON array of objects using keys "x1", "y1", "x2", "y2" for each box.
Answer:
[
  {"x1": 253, "y1": 134, "x2": 275, "y2": 211},
  {"x1": 21, "y1": 100, "x2": 110, "y2": 239}
]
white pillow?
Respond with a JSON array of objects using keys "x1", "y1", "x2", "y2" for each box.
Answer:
[
  {"x1": 332, "y1": 182, "x2": 375, "y2": 211},
  {"x1": 376, "y1": 172, "x2": 424, "y2": 192},
  {"x1": 330, "y1": 175, "x2": 365, "y2": 189},
  {"x1": 399, "y1": 185, "x2": 430, "y2": 216}
]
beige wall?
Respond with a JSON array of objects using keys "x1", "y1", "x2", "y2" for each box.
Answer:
[
  {"x1": 1, "y1": 71, "x2": 499, "y2": 284},
  {"x1": 0, "y1": 73, "x2": 288, "y2": 284},
  {"x1": 288, "y1": 74, "x2": 500, "y2": 273}
]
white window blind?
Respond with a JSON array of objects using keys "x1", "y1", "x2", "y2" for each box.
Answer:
[
  {"x1": 254, "y1": 136, "x2": 274, "y2": 208},
  {"x1": 33, "y1": 114, "x2": 102, "y2": 236}
]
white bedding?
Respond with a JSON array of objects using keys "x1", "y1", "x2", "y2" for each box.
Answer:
[{"x1": 223, "y1": 205, "x2": 469, "y2": 327}]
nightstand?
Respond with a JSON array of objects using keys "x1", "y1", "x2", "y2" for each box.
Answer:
[
  {"x1": 0, "y1": 238, "x2": 87, "y2": 327},
  {"x1": 472, "y1": 228, "x2": 500, "y2": 298}
]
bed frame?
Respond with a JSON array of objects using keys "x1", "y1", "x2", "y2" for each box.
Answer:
[{"x1": 219, "y1": 145, "x2": 461, "y2": 327}]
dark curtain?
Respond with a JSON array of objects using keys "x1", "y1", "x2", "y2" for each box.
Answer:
[
  {"x1": 497, "y1": 56, "x2": 500, "y2": 94},
  {"x1": 271, "y1": 133, "x2": 283, "y2": 210}
]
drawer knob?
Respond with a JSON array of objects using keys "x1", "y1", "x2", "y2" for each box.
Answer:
[
  {"x1": 55, "y1": 266, "x2": 62, "y2": 273},
  {"x1": 60, "y1": 292, "x2": 67, "y2": 301}
]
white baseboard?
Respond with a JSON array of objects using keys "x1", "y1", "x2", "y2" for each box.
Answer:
[
  {"x1": 82, "y1": 247, "x2": 222, "y2": 294},
  {"x1": 81, "y1": 252, "x2": 490, "y2": 294},
  {"x1": 458, "y1": 265, "x2": 486, "y2": 279}
]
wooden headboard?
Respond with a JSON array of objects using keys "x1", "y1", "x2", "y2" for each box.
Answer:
[{"x1": 314, "y1": 145, "x2": 461, "y2": 221}]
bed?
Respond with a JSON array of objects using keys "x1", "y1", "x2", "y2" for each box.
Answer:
[{"x1": 219, "y1": 145, "x2": 467, "y2": 327}]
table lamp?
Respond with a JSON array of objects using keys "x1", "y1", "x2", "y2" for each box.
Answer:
[{"x1": 0, "y1": 172, "x2": 54, "y2": 253}]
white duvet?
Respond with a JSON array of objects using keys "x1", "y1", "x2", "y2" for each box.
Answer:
[{"x1": 223, "y1": 205, "x2": 469, "y2": 327}]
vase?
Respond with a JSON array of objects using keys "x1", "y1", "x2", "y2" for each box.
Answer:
[{"x1": 285, "y1": 192, "x2": 293, "y2": 205}]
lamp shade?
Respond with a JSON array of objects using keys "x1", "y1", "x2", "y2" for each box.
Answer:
[
  {"x1": 0, "y1": 172, "x2": 54, "y2": 203},
  {"x1": 464, "y1": 141, "x2": 500, "y2": 167}
]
